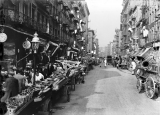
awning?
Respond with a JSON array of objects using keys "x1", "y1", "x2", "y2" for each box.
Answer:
[
  {"x1": 132, "y1": 51, "x2": 138, "y2": 56},
  {"x1": 138, "y1": 47, "x2": 151, "y2": 57},
  {"x1": 71, "y1": 47, "x2": 79, "y2": 52},
  {"x1": 134, "y1": 49, "x2": 144, "y2": 57},
  {"x1": 129, "y1": 51, "x2": 136, "y2": 56}
]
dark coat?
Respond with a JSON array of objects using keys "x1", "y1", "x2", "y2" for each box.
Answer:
[
  {"x1": 47, "y1": 63, "x2": 54, "y2": 77},
  {"x1": 1, "y1": 77, "x2": 19, "y2": 102}
]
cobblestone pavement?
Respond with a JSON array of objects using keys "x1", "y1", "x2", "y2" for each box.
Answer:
[{"x1": 51, "y1": 65, "x2": 160, "y2": 115}]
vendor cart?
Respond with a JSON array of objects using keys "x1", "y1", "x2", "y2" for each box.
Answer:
[
  {"x1": 4, "y1": 75, "x2": 71, "y2": 115},
  {"x1": 134, "y1": 44, "x2": 160, "y2": 99}
]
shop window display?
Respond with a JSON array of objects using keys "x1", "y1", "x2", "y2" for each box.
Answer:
[{"x1": 2, "y1": 42, "x2": 16, "y2": 71}]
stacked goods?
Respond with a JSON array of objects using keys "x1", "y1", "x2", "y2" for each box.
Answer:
[{"x1": 6, "y1": 87, "x2": 35, "y2": 115}]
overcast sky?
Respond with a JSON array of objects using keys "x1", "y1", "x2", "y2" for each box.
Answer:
[{"x1": 86, "y1": 0, "x2": 123, "y2": 47}]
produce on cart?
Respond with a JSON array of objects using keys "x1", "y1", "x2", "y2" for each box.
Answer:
[{"x1": 2, "y1": 61, "x2": 73, "y2": 115}]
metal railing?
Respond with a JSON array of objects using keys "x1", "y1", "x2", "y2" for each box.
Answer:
[{"x1": 3, "y1": 8, "x2": 48, "y2": 34}]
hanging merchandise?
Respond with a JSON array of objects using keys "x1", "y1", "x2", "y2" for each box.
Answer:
[
  {"x1": 22, "y1": 38, "x2": 31, "y2": 49},
  {"x1": 43, "y1": 42, "x2": 50, "y2": 52},
  {"x1": 142, "y1": 26, "x2": 149, "y2": 38},
  {"x1": 67, "y1": 51, "x2": 70, "y2": 57},
  {"x1": 128, "y1": 27, "x2": 133, "y2": 33},
  {"x1": 46, "y1": 23, "x2": 49, "y2": 34},
  {"x1": 79, "y1": 20, "x2": 83, "y2": 32},
  {"x1": 74, "y1": 52, "x2": 77, "y2": 56}
]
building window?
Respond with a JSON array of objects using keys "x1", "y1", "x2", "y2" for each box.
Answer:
[
  {"x1": 23, "y1": 3, "x2": 28, "y2": 15},
  {"x1": 58, "y1": 31, "x2": 60, "y2": 35},
  {"x1": 32, "y1": 4, "x2": 36, "y2": 20},
  {"x1": 53, "y1": 6, "x2": 55, "y2": 15},
  {"x1": 55, "y1": 29, "x2": 57, "y2": 37},
  {"x1": 23, "y1": 3, "x2": 28, "y2": 22},
  {"x1": 46, "y1": 18, "x2": 48, "y2": 26},
  {"x1": 37, "y1": 12, "x2": 40, "y2": 23},
  {"x1": 53, "y1": 28, "x2": 55, "y2": 36}
]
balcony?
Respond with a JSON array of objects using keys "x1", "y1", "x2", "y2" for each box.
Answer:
[
  {"x1": 71, "y1": 2, "x2": 79, "y2": 11},
  {"x1": 69, "y1": 23, "x2": 74, "y2": 32},
  {"x1": 63, "y1": 2, "x2": 70, "y2": 11},
  {"x1": 35, "y1": 0, "x2": 52, "y2": 6},
  {"x1": 4, "y1": 8, "x2": 48, "y2": 35},
  {"x1": 61, "y1": 12, "x2": 71, "y2": 27},
  {"x1": 122, "y1": 29, "x2": 128, "y2": 36},
  {"x1": 73, "y1": 16, "x2": 79, "y2": 24},
  {"x1": 35, "y1": 0, "x2": 52, "y2": 14},
  {"x1": 69, "y1": 10, "x2": 75, "y2": 18},
  {"x1": 131, "y1": 15, "x2": 136, "y2": 21}
]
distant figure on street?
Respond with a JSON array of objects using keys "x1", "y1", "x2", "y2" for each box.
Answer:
[
  {"x1": 131, "y1": 57, "x2": 136, "y2": 75},
  {"x1": 104, "y1": 58, "x2": 107, "y2": 68},
  {"x1": 117, "y1": 56, "x2": 122, "y2": 68}
]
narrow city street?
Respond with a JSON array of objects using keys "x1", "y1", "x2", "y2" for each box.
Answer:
[{"x1": 51, "y1": 64, "x2": 160, "y2": 115}]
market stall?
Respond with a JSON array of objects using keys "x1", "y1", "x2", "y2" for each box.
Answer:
[
  {"x1": 4, "y1": 64, "x2": 72, "y2": 115},
  {"x1": 0, "y1": 32, "x2": 74, "y2": 115}
]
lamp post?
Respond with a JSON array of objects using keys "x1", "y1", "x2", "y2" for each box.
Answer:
[{"x1": 31, "y1": 32, "x2": 40, "y2": 85}]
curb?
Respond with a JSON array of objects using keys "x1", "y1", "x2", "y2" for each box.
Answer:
[{"x1": 118, "y1": 68, "x2": 132, "y2": 75}]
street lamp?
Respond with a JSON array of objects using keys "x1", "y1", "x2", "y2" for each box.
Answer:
[{"x1": 31, "y1": 32, "x2": 40, "y2": 85}]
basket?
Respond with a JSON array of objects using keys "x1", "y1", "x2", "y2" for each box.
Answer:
[
  {"x1": 7, "y1": 107, "x2": 17, "y2": 115},
  {"x1": 20, "y1": 95, "x2": 27, "y2": 104}
]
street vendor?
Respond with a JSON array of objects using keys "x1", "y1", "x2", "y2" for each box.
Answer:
[
  {"x1": 1, "y1": 69, "x2": 19, "y2": 103},
  {"x1": 13, "y1": 68, "x2": 26, "y2": 93},
  {"x1": 31, "y1": 70, "x2": 44, "y2": 82}
]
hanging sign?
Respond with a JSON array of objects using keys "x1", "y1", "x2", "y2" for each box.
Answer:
[{"x1": 0, "y1": 33, "x2": 7, "y2": 42}]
